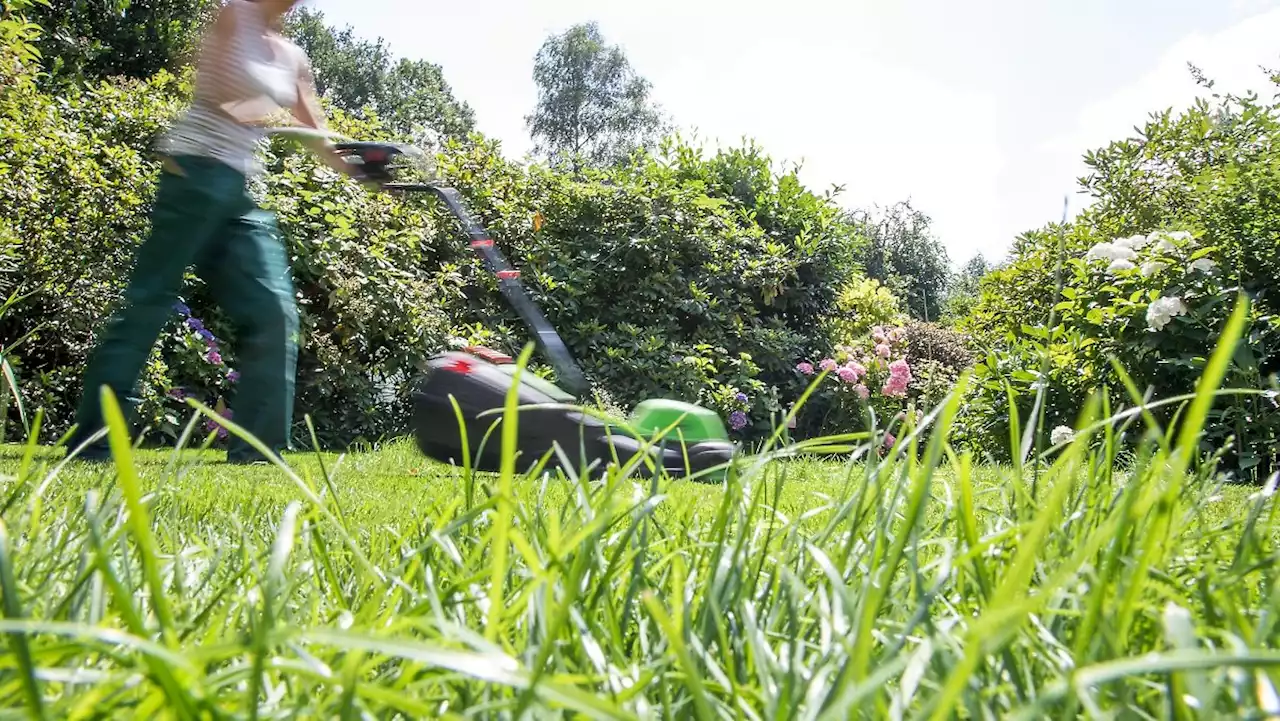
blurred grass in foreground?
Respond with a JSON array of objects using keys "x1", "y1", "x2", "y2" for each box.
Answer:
[{"x1": 0, "y1": 301, "x2": 1277, "y2": 718}]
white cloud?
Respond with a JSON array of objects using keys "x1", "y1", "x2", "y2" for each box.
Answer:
[{"x1": 1012, "y1": 8, "x2": 1280, "y2": 250}]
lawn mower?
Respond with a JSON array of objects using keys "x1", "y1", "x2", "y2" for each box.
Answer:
[{"x1": 325, "y1": 137, "x2": 737, "y2": 480}]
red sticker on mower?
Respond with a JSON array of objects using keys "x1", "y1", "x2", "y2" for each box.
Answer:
[
  {"x1": 470, "y1": 239, "x2": 494, "y2": 248},
  {"x1": 496, "y1": 270, "x2": 521, "y2": 280},
  {"x1": 445, "y1": 357, "x2": 475, "y2": 374}
]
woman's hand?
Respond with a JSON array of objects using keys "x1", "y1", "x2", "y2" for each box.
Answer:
[{"x1": 285, "y1": 56, "x2": 384, "y2": 189}]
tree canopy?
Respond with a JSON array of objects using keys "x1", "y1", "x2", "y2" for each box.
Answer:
[
  {"x1": 283, "y1": 8, "x2": 476, "y2": 141},
  {"x1": 526, "y1": 22, "x2": 664, "y2": 171},
  {"x1": 849, "y1": 200, "x2": 952, "y2": 321},
  {"x1": 26, "y1": 0, "x2": 215, "y2": 85}
]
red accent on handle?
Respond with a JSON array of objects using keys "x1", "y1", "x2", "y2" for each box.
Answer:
[
  {"x1": 470, "y1": 239, "x2": 494, "y2": 248},
  {"x1": 496, "y1": 270, "x2": 521, "y2": 280},
  {"x1": 465, "y1": 346, "x2": 514, "y2": 364}
]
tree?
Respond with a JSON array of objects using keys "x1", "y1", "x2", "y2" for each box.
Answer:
[
  {"x1": 27, "y1": 0, "x2": 216, "y2": 85},
  {"x1": 526, "y1": 22, "x2": 664, "y2": 172},
  {"x1": 282, "y1": 8, "x2": 475, "y2": 141},
  {"x1": 939, "y1": 252, "x2": 993, "y2": 325},
  {"x1": 850, "y1": 200, "x2": 951, "y2": 321}
]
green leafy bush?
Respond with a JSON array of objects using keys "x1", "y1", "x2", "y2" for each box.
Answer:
[
  {"x1": 902, "y1": 320, "x2": 974, "y2": 374},
  {"x1": 429, "y1": 134, "x2": 864, "y2": 437},
  {"x1": 828, "y1": 275, "x2": 905, "y2": 343},
  {"x1": 1, "y1": 68, "x2": 191, "y2": 438},
  {"x1": 961, "y1": 223, "x2": 1280, "y2": 472},
  {"x1": 956, "y1": 69, "x2": 1280, "y2": 476}
]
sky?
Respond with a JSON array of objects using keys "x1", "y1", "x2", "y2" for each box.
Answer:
[{"x1": 307, "y1": 0, "x2": 1280, "y2": 267}]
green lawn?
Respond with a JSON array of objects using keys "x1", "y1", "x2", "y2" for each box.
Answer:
[{"x1": 0, "y1": 433, "x2": 1276, "y2": 718}]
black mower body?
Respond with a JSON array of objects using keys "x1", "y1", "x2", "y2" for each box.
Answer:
[{"x1": 411, "y1": 351, "x2": 735, "y2": 479}]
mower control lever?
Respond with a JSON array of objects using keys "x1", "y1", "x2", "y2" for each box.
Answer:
[{"x1": 332, "y1": 141, "x2": 413, "y2": 184}]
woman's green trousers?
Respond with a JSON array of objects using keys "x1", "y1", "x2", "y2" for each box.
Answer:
[{"x1": 70, "y1": 154, "x2": 299, "y2": 463}]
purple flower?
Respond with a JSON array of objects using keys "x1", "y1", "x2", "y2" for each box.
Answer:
[
  {"x1": 226, "y1": 370, "x2": 240, "y2": 383},
  {"x1": 204, "y1": 418, "x2": 228, "y2": 441},
  {"x1": 186, "y1": 317, "x2": 204, "y2": 332},
  {"x1": 729, "y1": 410, "x2": 748, "y2": 430},
  {"x1": 198, "y1": 329, "x2": 215, "y2": 342},
  {"x1": 207, "y1": 350, "x2": 223, "y2": 365},
  {"x1": 173, "y1": 302, "x2": 191, "y2": 316},
  {"x1": 205, "y1": 408, "x2": 233, "y2": 440},
  {"x1": 205, "y1": 337, "x2": 219, "y2": 350},
  {"x1": 168, "y1": 388, "x2": 186, "y2": 400},
  {"x1": 735, "y1": 392, "x2": 748, "y2": 404}
]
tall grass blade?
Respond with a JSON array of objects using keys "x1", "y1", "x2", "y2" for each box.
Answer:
[{"x1": 0, "y1": 518, "x2": 44, "y2": 719}]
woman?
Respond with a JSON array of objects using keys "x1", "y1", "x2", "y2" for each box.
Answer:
[{"x1": 68, "y1": 0, "x2": 368, "y2": 463}]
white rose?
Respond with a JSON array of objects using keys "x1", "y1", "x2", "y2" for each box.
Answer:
[
  {"x1": 1146, "y1": 296, "x2": 1188, "y2": 331},
  {"x1": 1085, "y1": 242, "x2": 1116, "y2": 262},
  {"x1": 1140, "y1": 261, "x2": 1166, "y2": 277},
  {"x1": 1115, "y1": 234, "x2": 1152, "y2": 250},
  {"x1": 1189, "y1": 258, "x2": 1218, "y2": 273},
  {"x1": 1086, "y1": 242, "x2": 1136, "y2": 263},
  {"x1": 1050, "y1": 425, "x2": 1074, "y2": 445}
]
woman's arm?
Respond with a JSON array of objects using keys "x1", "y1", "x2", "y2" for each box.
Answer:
[{"x1": 286, "y1": 55, "x2": 371, "y2": 180}]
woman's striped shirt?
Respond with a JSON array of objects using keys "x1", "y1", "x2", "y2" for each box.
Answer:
[{"x1": 157, "y1": 0, "x2": 305, "y2": 177}]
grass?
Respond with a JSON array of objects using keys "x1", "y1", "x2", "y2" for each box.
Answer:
[
  {"x1": 0, "y1": 307, "x2": 1277, "y2": 718},
  {"x1": 0, "y1": 431, "x2": 1276, "y2": 718}
]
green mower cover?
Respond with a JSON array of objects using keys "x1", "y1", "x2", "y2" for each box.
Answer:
[{"x1": 630, "y1": 399, "x2": 730, "y2": 443}]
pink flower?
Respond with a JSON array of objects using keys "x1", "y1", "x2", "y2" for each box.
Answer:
[
  {"x1": 853, "y1": 384, "x2": 870, "y2": 400},
  {"x1": 875, "y1": 344, "x2": 891, "y2": 359},
  {"x1": 884, "y1": 433, "x2": 896, "y2": 448},
  {"x1": 796, "y1": 362, "x2": 815, "y2": 375},
  {"x1": 882, "y1": 376, "x2": 909, "y2": 397},
  {"x1": 889, "y1": 359, "x2": 911, "y2": 378},
  {"x1": 837, "y1": 366, "x2": 858, "y2": 383},
  {"x1": 888, "y1": 328, "x2": 904, "y2": 343},
  {"x1": 819, "y1": 358, "x2": 838, "y2": 372},
  {"x1": 872, "y1": 330, "x2": 887, "y2": 344},
  {"x1": 847, "y1": 361, "x2": 867, "y2": 378},
  {"x1": 207, "y1": 351, "x2": 223, "y2": 365}
]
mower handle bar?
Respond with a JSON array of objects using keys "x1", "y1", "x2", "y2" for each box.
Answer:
[{"x1": 325, "y1": 138, "x2": 591, "y2": 397}]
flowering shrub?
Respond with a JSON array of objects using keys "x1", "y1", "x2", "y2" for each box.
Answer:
[
  {"x1": 160, "y1": 301, "x2": 240, "y2": 442},
  {"x1": 961, "y1": 223, "x2": 1280, "y2": 472},
  {"x1": 795, "y1": 325, "x2": 920, "y2": 444}
]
